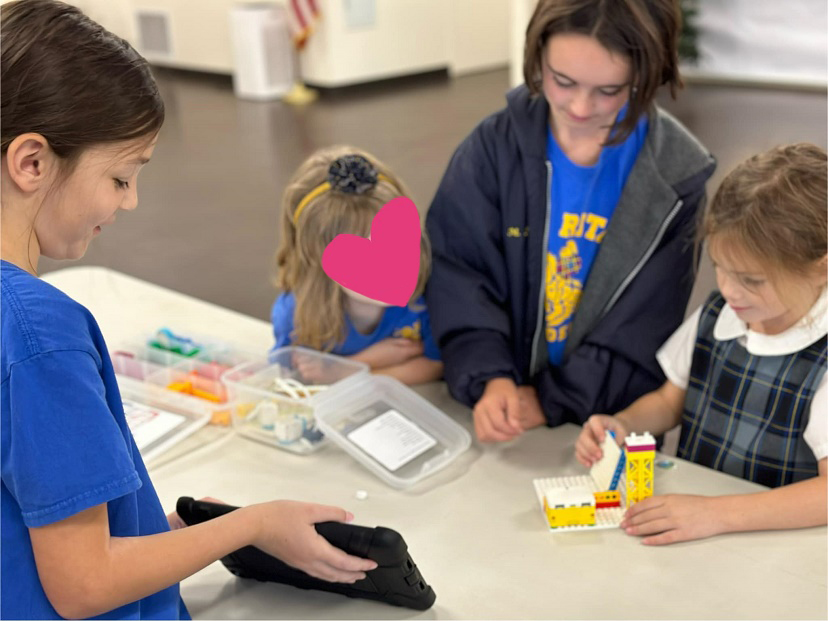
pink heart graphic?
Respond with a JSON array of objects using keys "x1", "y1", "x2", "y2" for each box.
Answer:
[{"x1": 322, "y1": 197, "x2": 421, "y2": 307}]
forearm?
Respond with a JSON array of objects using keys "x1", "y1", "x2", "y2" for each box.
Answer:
[
  {"x1": 374, "y1": 357, "x2": 444, "y2": 385},
  {"x1": 713, "y1": 475, "x2": 828, "y2": 534},
  {"x1": 440, "y1": 329, "x2": 518, "y2": 406},
  {"x1": 348, "y1": 350, "x2": 377, "y2": 369},
  {"x1": 614, "y1": 381, "x2": 685, "y2": 436},
  {"x1": 35, "y1": 504, "x2": 261, "y2": 619}
]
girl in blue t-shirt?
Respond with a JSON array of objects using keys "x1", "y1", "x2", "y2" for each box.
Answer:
[
  {"x1": 575, "y1": 144, "x2": 827, "y2": 545},
  {"x1": 272, "y1": 146, "x2": 443, "y2": 385},
  {"x1": 0, "y1": 2, "x2": 375, "y2": 619}
]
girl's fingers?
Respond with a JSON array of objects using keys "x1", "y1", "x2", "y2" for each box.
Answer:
[
  {"x1": 624, "y1": 516, "x2": 673, "y2": 537},
  {"x1": 474, "y1": 404, "x2": 515, "y2": 442}
]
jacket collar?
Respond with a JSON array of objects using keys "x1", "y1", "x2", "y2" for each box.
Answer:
[{"x1": 505, "y1": 84, "x2": 715, "y2": 188}]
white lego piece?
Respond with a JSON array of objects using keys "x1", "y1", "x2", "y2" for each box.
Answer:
[
  {"x1": 271, "y1": 377, "x2": 329, "y2": 399},
  {"x1": 590, "y1": 432, "x2": 624, "y2": 491},
  {"x1": 625, "y1": 431, "x2": 656, "y2": 450},
  {"x1": 543, "y1": 485, "x2": 595, "y2": 509}
]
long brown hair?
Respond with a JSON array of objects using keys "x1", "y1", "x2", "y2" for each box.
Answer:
[
  {"x1": 701, "y1": 143, "x2": 828, "y2": 305},
  {"x1": 276, "y1": 146, "x2": 432, "y2": 350},
  {"x1": 1, "y1": 0, "x2": 165, "y2": 169},
  {"x1": 523, "y1": 0, "x2": 682, "y2": 145}
]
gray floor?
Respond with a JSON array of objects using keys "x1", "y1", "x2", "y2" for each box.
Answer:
[{"x1": 40, "y1": 68, "x2": 828, "y2": 324}]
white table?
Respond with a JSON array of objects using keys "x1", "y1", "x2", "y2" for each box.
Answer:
[{"x1": 43, "y1": 266, "x2": 828, "y2": 620}]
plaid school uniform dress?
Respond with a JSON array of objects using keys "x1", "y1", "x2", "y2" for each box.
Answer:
[{"x1": 678, "y1": 293, "x2": 827, "y2": 488}]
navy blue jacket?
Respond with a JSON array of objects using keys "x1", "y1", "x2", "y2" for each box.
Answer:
[{"x1": 426, "y1": 85, "x2": 716, "y2": 426}]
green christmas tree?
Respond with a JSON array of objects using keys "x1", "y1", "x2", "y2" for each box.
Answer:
[{"x1": 679, "y1": 0, "x2": 700, "y2": 64}]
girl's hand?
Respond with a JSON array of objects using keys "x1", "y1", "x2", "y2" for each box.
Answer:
[
  {"x1": 249, "y1": 500, "x2": 377, "y2": 583},
  {"x1": 355, "y1": 338, "x2": 423, "y2": 370},
  {"x1": 620, "y1": 495, "x2": 725, "y2": 545},
  {"x1": 473, "y1": 377, "x2": 522, "y2": 443},
  {"x1": 516, "y1": 385, "x2": 546, "y2": 431},
  {"x1": 292, "y1": 351, "x2": 328, "y2": 384},
  {"x1": 166, "y1": 497, "x2": 225, "y2": 530},
  {"x1": 575, "y1": 415, "x2": 628, "y2": 468}
]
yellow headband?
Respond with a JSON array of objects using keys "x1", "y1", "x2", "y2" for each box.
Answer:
[{"x1": 293, "y1": 173, "x2": 392, "y2": 225}]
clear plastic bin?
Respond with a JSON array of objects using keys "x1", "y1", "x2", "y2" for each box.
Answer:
[
  {"x1": 111, "y1": 336, "x2": 259, "y2": 426},
  {"x1": 111, "y1": 344, "x2": 184, "y2": 380},
  {"x1": 145, "y1": 329, "x2": 256, "y2": 367},
  {"x1": 144, "y1": 362, "x2": 230, "y2": 404},
  {"x1": 222, "y1": 347, "x2": 369, "y2": 454},
  {"x1": 312, "y1": 375, "x2": 472, "y2": 488}
]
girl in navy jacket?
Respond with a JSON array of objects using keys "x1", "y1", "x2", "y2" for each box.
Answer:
[{"x1": 426, "y1": 0, "x2": 716, "y2": 442}]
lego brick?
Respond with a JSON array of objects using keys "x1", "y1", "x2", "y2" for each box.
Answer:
[{"x1": 590, "y1": 431, "x2": 625, "y2": 491}]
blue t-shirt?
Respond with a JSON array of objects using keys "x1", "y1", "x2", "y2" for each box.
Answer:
[
  {"x1": 544, "y1": 113, "x2": 649, "y2": 365},
  {"x1": 271, "y1": 293, "x2": 441, "y2": 360},
  {"x1": 0, "y1": 261, "x2": 189, "y2": 620}
]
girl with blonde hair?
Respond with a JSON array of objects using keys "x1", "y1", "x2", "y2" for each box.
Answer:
[{"x1": 273, "y1": 146, "x2": 443, "y2": 385}]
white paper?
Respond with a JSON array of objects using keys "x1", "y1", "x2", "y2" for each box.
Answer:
[
  {"x1": 123, "y1": 399, "x2": 187, "y2": 450},
  {"x1": 346, "y1": 409, "x2": 437, "y2": 472}
]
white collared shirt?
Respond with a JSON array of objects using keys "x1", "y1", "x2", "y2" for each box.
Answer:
[{"x1": 657, "y1": 290, "x2": 828, "y2": 461}]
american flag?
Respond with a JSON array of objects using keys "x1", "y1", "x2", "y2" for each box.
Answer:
[{"x1": 286, "y1": 0, "x2": 321, "y2": 50}]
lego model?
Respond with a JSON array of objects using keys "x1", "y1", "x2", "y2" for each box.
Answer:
[
  {"x1": 533, "y1": 433, "x2": 628, "y2": 532},
  {"x1": 534, "y1": 430, "x2": 659, "y2": 531},
  {"x1": 624, "y1": 431, "x2": 655, "y2": 507},
  {"x1": 534, "y1": 475, "x2": 624, "y2": 531}
]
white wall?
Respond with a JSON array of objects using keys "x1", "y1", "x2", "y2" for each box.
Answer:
[
  {"x1": 509, "y1": 0, "x2": 535, "y2": 87},
  {"x1": 509, "y1": 0, "x2": 828, "y2": 89},
  {"x1": 31, "y1": 0, "x2": 508, "y2": 85},
  {"x1": 301, "y1": 0, "x2": 510, "y2": 86},
  {"x1": 42, "y1": 0, "x2": 285, "y2": 75},
  {"x1": 300, "y1": 0, "x2": 449, "y2": 86},
  {"x1": 447, "y1": 0, "x2": 510, "y2": 77}
]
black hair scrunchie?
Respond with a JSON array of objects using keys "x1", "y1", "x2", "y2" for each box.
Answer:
[{"x1": 327, "y1": 154, "x2": 379, "y2": 194}]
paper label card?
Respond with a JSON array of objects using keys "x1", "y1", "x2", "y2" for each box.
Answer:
[
  {"x1": 346, "y1": 409, "x2": 437, "y2": 472},
  {"x1": 124, "y1": 399, "x2": 187, "y2": 451}
]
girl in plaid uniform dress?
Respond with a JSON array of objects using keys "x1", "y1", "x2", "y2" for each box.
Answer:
[{"x1": 575, "y1": 144, "x2": 827, "y2": 545}]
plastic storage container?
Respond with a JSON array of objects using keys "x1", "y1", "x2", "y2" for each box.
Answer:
[
  {"x1": 111, "y1": 331, "x2": 259, "y2": 427},
  {"x1": 312, "y1": 375, "x2": 472, "y2": 489},
  {"x1": 222, "y1": 347, "x2": 370, "y2": 454}
]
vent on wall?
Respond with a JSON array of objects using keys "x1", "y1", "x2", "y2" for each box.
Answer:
[{"x1": 136, "y1": 10, "x2": 173, "y2": 59}]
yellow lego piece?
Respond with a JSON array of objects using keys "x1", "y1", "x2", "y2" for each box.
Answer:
[
  {"x1": 542, "y1": 487, "x2": 596, "y2": 528},
  {"x1": 624, "y1": 432, "x2": 655, "y2": 507}
]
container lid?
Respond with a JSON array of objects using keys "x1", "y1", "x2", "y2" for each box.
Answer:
[
  {"x1": 222, "y1": 346, "x2": 370, "y2": 401},
  {"x1": 312, "y1": 375, "x2": 472, "y2": 489}
]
